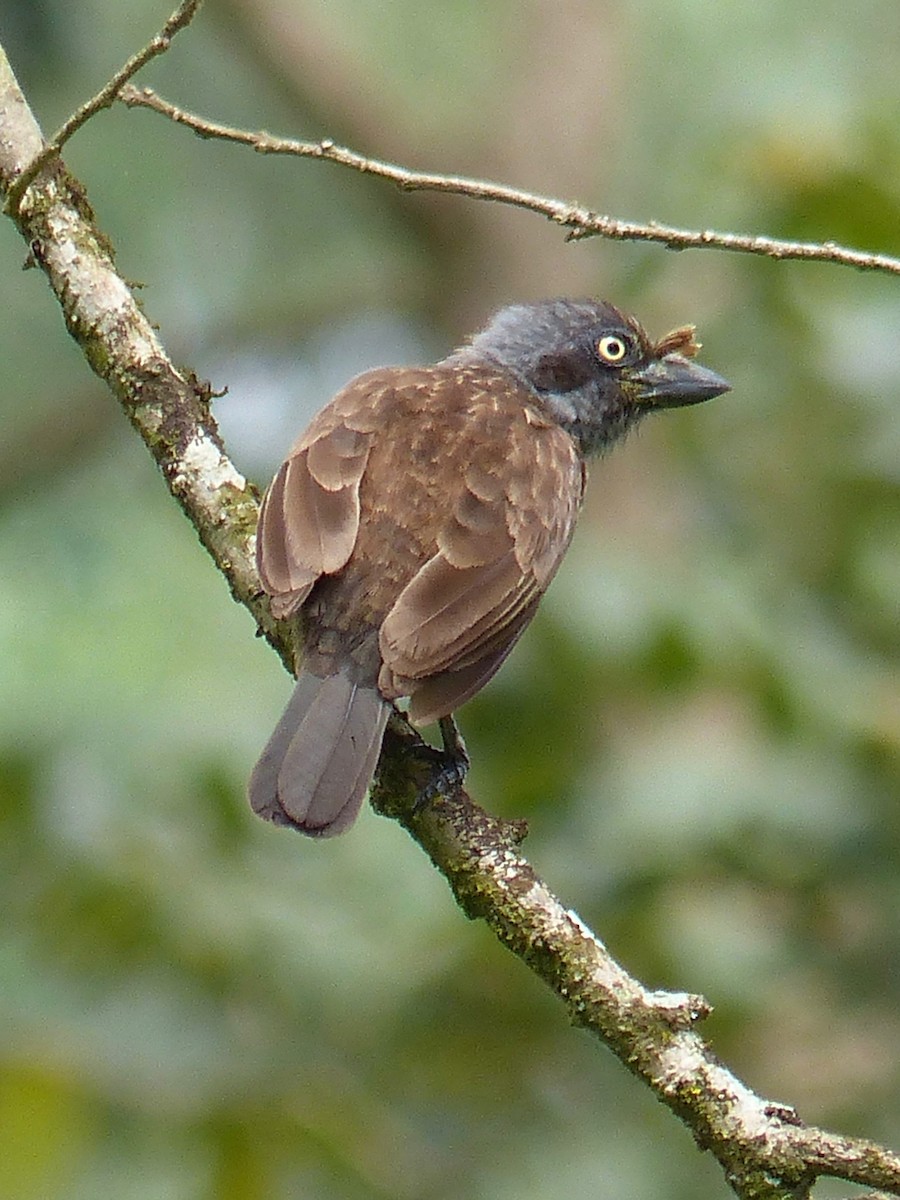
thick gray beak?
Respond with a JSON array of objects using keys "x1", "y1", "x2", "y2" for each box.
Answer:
[{"x1": 631, "y1": 354, "x2": 731, "y2": 409}]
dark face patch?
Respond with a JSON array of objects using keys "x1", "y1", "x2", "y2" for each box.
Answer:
[{"x1": 528, "y1": 350, "x2": 594, "y2": 394}]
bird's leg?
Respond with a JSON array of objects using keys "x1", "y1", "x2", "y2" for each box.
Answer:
[
  {"x1": 438, "y1": 715, "x2": 470, "y2": 780},
  {"x1": 412, "y1": 715, "x2": 470, "y2": 812}
]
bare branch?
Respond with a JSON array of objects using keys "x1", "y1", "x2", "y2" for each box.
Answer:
[
  {"x1": 2, "y1": 38, "x2": 900, "y2": 1200},
  {"x1": 119, "y1": 84, "x2": 900, "y2": 279},
  {"x1": 4, "y1": 0, "x2": 203, "y2": 212}
]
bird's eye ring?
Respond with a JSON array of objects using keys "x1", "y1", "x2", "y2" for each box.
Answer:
[{"x1": 597, "y1": 334, "x2": 628, "y2": 364}]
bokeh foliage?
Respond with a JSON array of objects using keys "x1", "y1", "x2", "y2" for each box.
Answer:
[{"x1": 0, "y1": 1, "x2": 898, "y2": 1197}]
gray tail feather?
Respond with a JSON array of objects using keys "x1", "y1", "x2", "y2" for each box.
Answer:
[{"x1": 248, "y1": 670, "x2": 389, "y2": 837}]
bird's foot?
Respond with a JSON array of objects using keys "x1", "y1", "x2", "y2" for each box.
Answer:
[{"x1": 412, "y1": 716, "x2": 470, "y2": 812}]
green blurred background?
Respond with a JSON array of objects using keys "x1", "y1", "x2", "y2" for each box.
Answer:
[{"x1": 1, "y1": 1, "x2": 898, "y2": 1197}]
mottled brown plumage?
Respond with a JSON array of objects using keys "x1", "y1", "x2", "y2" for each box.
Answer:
[{"x1": 249, "y1": 299, "x2": 730, "y2": 836}]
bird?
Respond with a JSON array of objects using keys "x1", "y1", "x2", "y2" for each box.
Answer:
[{"x1": 248, "y1": 297, "x2": 730, "y2": 837}]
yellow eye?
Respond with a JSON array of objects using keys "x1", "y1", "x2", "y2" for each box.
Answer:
[{"x1": 597, "y1": 334, "x2": 628, "y2": 364}]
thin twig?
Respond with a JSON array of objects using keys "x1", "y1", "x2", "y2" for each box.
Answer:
[
  {"x1": 119, "y1": 83, "x2": 900, "y2": 279},
  {"x1": 4, "y1": 0, "x2": 203, "y2": 212}
]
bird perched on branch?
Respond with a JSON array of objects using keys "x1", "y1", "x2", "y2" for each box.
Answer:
[{"x1": 249, "y1": 298, "x2": 730, "y2": 836}]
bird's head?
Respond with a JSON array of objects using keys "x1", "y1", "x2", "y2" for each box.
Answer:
[{"x1": 455, "y1": 298, "x2": 731, "y2": 456}]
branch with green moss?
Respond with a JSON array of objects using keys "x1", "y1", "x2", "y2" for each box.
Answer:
[{"x1": 1, "y1": 27, "x2": 899, "y2": 1200}]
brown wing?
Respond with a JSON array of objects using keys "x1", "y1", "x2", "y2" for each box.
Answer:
[
  {"x1": 378, "y1": 407, "x2": 585, "y2": 725},
  {"x1": 255, "y1": 372, "x2": 384, "y2": 619}
]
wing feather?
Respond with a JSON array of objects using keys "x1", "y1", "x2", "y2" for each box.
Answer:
[
  {"x1": 380, "y1": 550, "x2": 524, "y2": 677},
  {"x1": 378, "y1": 411, "x2": 584, "y2": 720},
  {"x1": 256, "y1": 379, "x2": 377, "y2": 620}
]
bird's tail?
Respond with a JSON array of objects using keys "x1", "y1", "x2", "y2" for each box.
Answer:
[{"x1": 248, "y1": 670, "x2": 389, "y2": 837}]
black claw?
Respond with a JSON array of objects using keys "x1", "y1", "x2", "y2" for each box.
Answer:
[
  {"x1": 411, "y1": 717, "x2": 470, "y2": 813},
  {"x1": 413, "y1": 755, "x2": 468, "y2": 812}
]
